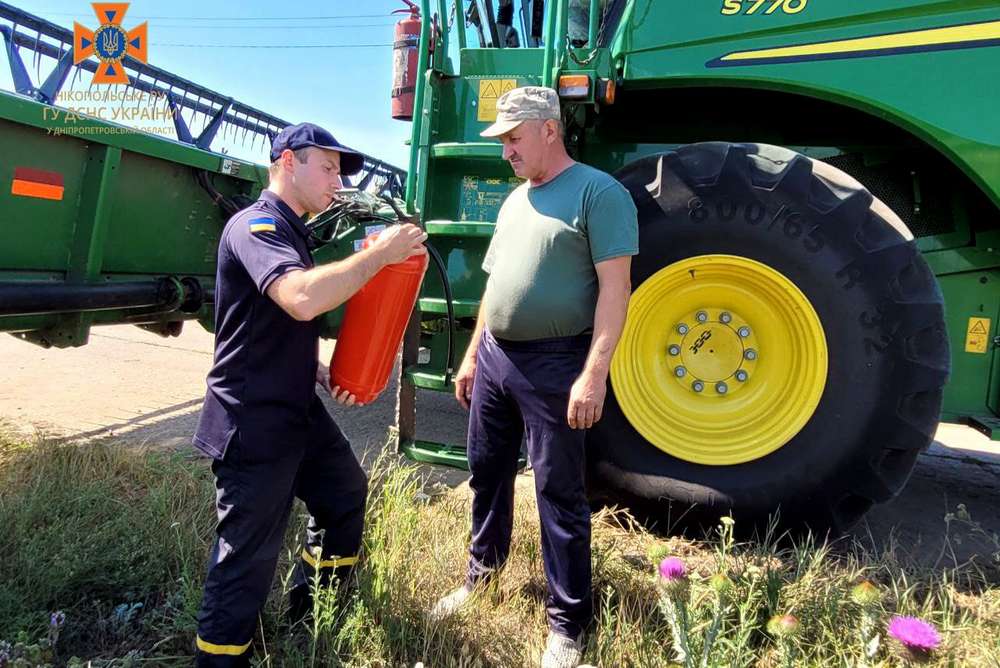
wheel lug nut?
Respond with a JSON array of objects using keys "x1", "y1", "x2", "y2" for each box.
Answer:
[
  {"x1": 735, "y1": 370, "x2": 749, "y2": 382},
  {"x1": 720, "y1": 312, "x2": 732, "y2": 324},
  {"x1": 744, "y1": 348, "x2": 757, "y2": 361},
  {"x1": 675, "y1": 366, "x2": 687, "y2": 378},
  {"x1": 692, "y1": 380, "x2": 704, "y2": 392},
  {"x1": 677, "y1": 323, "x2": 689, "y2": 335},
  {"x1": 696, "y1": 311, "x2": 708, "y2": 323},
  {"x1": 716, "y1": 382, "x2": 728, "y2": 394},
  {"x1": 738, "y1": 326, "x2": 751, "y2": 338},
  {"x1": 668, "y1": 344, "x2": 681, "y2": 356}
]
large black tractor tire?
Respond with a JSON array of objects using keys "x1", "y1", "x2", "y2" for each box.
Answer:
[{"x1": 587, "y1": 143, "x2": 950, "y2": 533}]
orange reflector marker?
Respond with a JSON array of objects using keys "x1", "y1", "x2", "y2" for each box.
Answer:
[
  {"x1": 558, "y1": 74, "x2": 590, "y2": 99},
  {"x1": 11, "y1": 167, "x2": 65, "y2": 201},
  {"x1": 12, "y1": 181, "x2": 64, "y2": 200}
]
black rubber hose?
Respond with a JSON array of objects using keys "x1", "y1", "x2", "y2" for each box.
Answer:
[
  {"x1": 424, "y1": 241, "x2": 455, "y2": 386},
  {"x1": 378, "y1": 195, "x2": 457, "y2": 386}
]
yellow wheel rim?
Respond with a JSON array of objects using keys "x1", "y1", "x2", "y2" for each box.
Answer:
[{"x1": 610, "y1": 255, "x2": 828, "y2": 465}]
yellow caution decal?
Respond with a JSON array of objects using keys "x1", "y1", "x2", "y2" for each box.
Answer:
[
  {"x1": 477, "y1": 79, "x2": 517, "y2": 122},
  {"x1": 965, "y1": 316, "x2": 992, "y2": 355}
]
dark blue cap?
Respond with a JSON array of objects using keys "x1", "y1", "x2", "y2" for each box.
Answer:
[{"x1": 269, "y1": 122, "x2": 365, "y2": 176}]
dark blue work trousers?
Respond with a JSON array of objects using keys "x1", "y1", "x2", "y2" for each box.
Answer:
[
  {"x1": 466, "y1": 328, "x2": 593, "y2": 638},
  {"x1": 195, "y1": 396, "x2": 367, "y2": 667}
]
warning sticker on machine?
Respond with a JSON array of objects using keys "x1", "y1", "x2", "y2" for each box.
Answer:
[
  {"x1": 965, "y1": 317, "x2": 992, "y2": 354},
  {"x1": 477, "y1": 79, "x2": 518, "y2": 122},
  {"x1": 220, "y1": 158, "x2": 243, "y2": 176},
  {"x1": 460, "y1": 175, "x2": 522, "y2": 221}
]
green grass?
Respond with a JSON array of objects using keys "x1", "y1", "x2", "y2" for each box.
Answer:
[{"x1": 0, "y1": 429, "x2": 998, "y2": 667}]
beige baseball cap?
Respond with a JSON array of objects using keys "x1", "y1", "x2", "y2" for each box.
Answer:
[{"x1": 480, "y1": 86, "x2": 561, "y2": 138}]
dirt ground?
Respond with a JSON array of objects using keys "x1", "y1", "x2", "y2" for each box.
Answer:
[{"x1": 2, "y1": 324, "x2": 999, "y2": 566}]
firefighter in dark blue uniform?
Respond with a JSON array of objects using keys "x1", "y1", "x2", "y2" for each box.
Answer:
[{"x1": 192, "y1": 122, "x2": 427, "y2": 666}]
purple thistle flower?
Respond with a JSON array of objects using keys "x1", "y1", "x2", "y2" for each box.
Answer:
[
  {"x1": 888, "y1": 616, "x2": 940, "y2": 653},
  {"x1": 658, "y1": 557, "x2": 687, "y2": 581},
  {"x1": 50, "y1": 610, "x2": 66, "y2": 628}
]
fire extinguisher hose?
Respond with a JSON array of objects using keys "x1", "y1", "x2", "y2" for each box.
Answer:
[
  {"x1": 424, "y1": 242, "x2": 455, "y2": 386},
  {"x1": 380, "y1": 196, "x2": 456, "y2": 386}
]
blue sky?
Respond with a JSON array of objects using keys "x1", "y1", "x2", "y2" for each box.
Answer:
[{"x1": 3, "y1": 1, "x2": 416, "y2": 167}]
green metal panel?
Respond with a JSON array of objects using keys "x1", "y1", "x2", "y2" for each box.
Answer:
[
  {"x1": 0, "y1": 88, "x2": 267, "y2": 346},
  {"x1": 937, "y1": 271, "x2": 1000, "y2": 420},
  {"x1": 2, "y1": 115, "x2": 88, "y2": 272},
  {"x1": 616, "y1": 0, "x2": 1000, "y2": 207}
]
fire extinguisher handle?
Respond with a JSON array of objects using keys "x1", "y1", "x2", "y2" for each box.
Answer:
[{"x1": 392, "y1": 0, "x2": 420, "y2": 15}]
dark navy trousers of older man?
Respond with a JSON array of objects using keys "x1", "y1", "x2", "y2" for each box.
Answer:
[
  {"x1": 192, "y1": 190, "x2": 367, "y2": 667},
  {"x1": 465, "y1": 328, "x2": 594, "y2": 638},
  {"x1": 455, "y1": 158, "x2": 639, "y2": 643}
]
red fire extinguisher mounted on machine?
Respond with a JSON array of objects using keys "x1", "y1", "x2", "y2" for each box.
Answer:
[{"x1": 392, "y1": 0, "x2": 423, "y2": 121}]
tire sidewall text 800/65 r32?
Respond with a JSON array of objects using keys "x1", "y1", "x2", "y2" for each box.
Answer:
[{"x1": 587, "y1": 142, "x2": 950, "y2": 532}]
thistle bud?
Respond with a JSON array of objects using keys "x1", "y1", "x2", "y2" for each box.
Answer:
[
  {"x1": 767, "y1": 614, "x2": 800, "y2": 639},
  {"x1": 850, "y1": 581, "x2": 881, "y2": 607}
]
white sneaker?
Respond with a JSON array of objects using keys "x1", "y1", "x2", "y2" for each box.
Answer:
[
  {"x1": 428, "y1": 585, "x2": 472, "y2": 623},
  {"x1": 541, "y1": 631, "x2": 584, "y2": 668}
]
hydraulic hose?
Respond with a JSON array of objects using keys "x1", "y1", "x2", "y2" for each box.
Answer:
[
  {"x1": 379, "y1": 196, "x2": 456, "y2": 386},
  {"x1": 424, "y1": 241, "x2": 455, "y2": 386}
]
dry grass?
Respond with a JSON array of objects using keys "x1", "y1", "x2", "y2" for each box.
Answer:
[{"x1": 0, "y1": 429, "x2": 998, "y2": 667}]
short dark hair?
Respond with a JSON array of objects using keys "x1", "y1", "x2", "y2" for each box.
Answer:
[{"x1": 268, "y1": 147, "x2": 312, "y2": 176}]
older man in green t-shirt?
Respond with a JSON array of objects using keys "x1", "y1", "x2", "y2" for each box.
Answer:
[{"x1": 430, "y1": 86, "x2": 638, "y2": 668}]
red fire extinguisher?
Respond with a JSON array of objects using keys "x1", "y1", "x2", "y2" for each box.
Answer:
[
  {"x1": 391, "y1": 0, "x2": 422, "y2": 121},
  {"x1": 330, "y1": 233, "x2": 428, "y2": 404}
]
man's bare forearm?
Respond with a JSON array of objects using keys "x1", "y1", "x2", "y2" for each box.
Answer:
[
  {"x1": 583, "y1": 279, "x2": 631, "y2": 379},
  {"x1": 272, "y1": 246, "x2": 388, "y2": 321}
]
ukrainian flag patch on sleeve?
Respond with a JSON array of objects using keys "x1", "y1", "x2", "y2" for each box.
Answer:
[{"x1": 248, "y1": 217, "x2": 277, "y2": 233}]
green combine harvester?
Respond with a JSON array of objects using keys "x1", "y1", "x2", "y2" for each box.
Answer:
[{"x1": 3, "y1": 1, "x2": 998, "y2": 531}]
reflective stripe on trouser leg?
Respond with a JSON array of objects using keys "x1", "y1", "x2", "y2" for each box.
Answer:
[
  {"x1": 300, "y1": 548, "x2": 360, "y2": 570},
  {"x1": 196, "y1": 636, "x2": 251, "y2": 657},
  {"x1": 295, "y1": 547, "x2": 361, "y2": 589}
]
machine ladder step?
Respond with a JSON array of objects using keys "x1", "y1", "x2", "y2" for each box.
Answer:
[
  {"x1": 418, "y1": 298, "x2": 480, "y2": 318},
  {"x1": 430, "y1": 142, "x2": 504, "y2": 160},
  {"x1": 399, "y1": 438, "x2": 470, "y2": 470},
  {"x1": 968, "y1": 415, "x2": 1000, "y2": 441},
  {"x1": 425, "y1": 220, "x2": 495, "y2": 237},
  {"x1": 405, "y1": 367, "x2": 454, "y2": 391}
]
